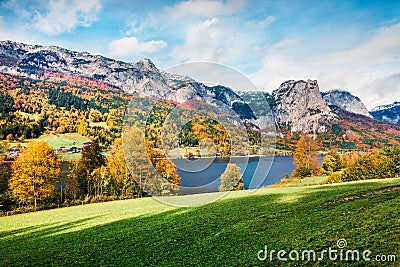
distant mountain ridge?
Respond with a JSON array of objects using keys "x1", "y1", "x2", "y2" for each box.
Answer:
[
  {"x1": 0, "y1": 40, "x2": 256, "y2": 124},
  {"x1": 370, "y1": 102, "x2": 400, "y2": 125},
  {"x1": 321, "y1": 89, "x2": 372, "y2": 118},
  {"x1": 1, "y1": 40, "x2": 399, "y2": 134}
]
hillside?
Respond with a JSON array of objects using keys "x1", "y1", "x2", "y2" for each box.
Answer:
[
  {"x1": 0, "y1": 178, "x2": 399, "y2": 266},
  {"x1": 0, "y1": 72, "x2": 128, "y2": 145},
  {"x1": 1, "y1": 40, "x2": 400, "y2": 151},
  {"x1": 1, "y1": 71, "x2": 399, "y2": 153},
  {"x1": 0, "y1": 40, "x2": 254, "y2": 124},
  {"x1": 318, "y1": 106, "x2": 400, "y2": 150}
]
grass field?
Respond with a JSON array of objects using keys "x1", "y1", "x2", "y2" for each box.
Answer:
[
  {"x1": 39, "y1": 133, "x2": 91, "y2": 149},
  {"x1": 37, "y1": 133, "x2": 91, "y2": 160},
  {"x1": 0, "y1": 178, "x2": 399, "y2": 266},
  {"x1": 274, "y1": 175, "x2": 328, "y2": 187}
]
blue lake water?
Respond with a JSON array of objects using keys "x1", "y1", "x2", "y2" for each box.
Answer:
[{"x1": 174, "y1": 156, "x2": 305, "y2": 194}]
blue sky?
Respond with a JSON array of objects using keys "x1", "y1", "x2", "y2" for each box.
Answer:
[{"x1": 0, "y1": 0, "x2": 399, "y2": 109}]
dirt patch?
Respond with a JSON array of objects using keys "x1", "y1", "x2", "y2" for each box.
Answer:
[{"x1": 322, "y1": 185, "x2": 400, "y2": 206}]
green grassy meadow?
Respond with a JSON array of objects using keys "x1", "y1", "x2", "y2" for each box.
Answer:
[
  {"x1": 38, "y1": 133, "x2": 91, "y2": 160},
  {"x1": 39, "y1": 133, "x2": 91, "y2": 148},
  {"x1": 0, "y1": 178, "x2": 399, "y2": 266}
]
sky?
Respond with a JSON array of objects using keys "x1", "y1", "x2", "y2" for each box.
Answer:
[{"x1": 0, "y1": 0, "x2": 399, "y2": 109}]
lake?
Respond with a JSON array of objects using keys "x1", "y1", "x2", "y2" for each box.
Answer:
[{"x1": 174, "y1": 156, "x2": 310, "y2": 194}]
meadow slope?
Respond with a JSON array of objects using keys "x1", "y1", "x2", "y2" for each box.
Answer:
[{"x1": 0, "y1": 178, "x2": 399, "y2": 266}]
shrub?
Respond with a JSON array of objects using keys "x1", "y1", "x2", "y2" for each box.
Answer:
[
  {"x1": 275, "y1": 175, "x2": 299, "y2": 186},
  {"x1": 322, "y1": 172, "x2": 342, "y2": 184},
  {"x1": 292, "y1": 166, "x2": 312, "y2": 178},
  {"x1": 341, "y1": 147, "x2": 400, "y2": 182},
  {"x1": 322, "y1": 150, "x2": 343, "y2": 174},
  {"x1": 322, "y1": 155, "x2": 335, "y2": 174}
]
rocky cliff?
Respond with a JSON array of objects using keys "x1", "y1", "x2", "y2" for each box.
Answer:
[{"x1": 272, "y1": 80, "x2": 336, "y2": 133}]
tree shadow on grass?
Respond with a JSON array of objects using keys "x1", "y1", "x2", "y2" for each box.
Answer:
[
  {"x1": 0, "y1": 223, "x2": 58, "y2": 239},
  {"x1": 1, "y1": 179, "x2": 399, "y2": 266},
  {"x1": 0, "y1": 216, "x2": 106, "y2": 241}
]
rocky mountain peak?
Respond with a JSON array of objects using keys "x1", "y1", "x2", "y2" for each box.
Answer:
[
  {"x1": 133, "y1": 58, "x2": 159, "y2": 73},
  {"x1": 321, "y1": 89, "x2": 372, "y2": 118},
  {"x1": 272, "y1": 79, "x2": 335, "y2": 133}
]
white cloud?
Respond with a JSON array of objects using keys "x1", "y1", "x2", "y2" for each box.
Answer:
[
  {"x1": 1, "y1": 0, "x2": 31, "y2": 19},
  {"x1": 250, "y1": 23, "x2": 400, "y2": 109},
  {"x1": 171, "y1": 18, "x2": 245, "y2": 63},
  {"x1": 247, "y1": 16, "x2": 276, "y2": 28},
  {"x1": 108, "y1": 37, "x2": 167, "y2": 57},
  {"x1": 32, "y1": 0, "x2": 102, "y2": 36},
  {"x1": 162, "y1": 0, "x2": 247, "y2": 21},
  {"x1": 361, "y1": 73, "x2": 400, "y2": 109},
  {"x1": 124, "y1": 20, "x2": 145, "y2": 35}
]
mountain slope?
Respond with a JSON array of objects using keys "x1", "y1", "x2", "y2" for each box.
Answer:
[
  {"x1": 325, "y1": 106, "x2": 400, "y2": 149},
  {"x1": 2, "y1": 40, "x2": 400, "y2": 141},
  {"x1": 321, "y1": 89, "x2": 372, "y2": 118},
  {"x1": 0, "y1": 40, "x2": 145, "y2": 92},
  {"x1": 371, "y1": 102, "x2": 400, "y2": 125},
  {"x1": 0, "y1": 40, "x2": 256, "y2": 125}
]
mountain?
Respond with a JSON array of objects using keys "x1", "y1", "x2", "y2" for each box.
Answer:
[
  {"x1": 370, "y1": 102, "x2": 400, "y2": 125},
  {"x1": 2, "y1": 40, "x2": 400, "y2": 145},
  {"x1": 271, "y1": 80, "x2": 336, "y2": 133},
  {"x1": 238, "y1": 83, "x2": 400, "y2": 150},
  {"x1": 239, "y1": 80, "x2": 338, "y2": 133},
  {"x1": 0, "y1": 40, "x2": 145, "y2": 92},
  {"x1": 0, "y1": 40, "x2": 255, "y2": 122},
  {"x1": 321, "y1": 89, "x2": 372, "y2": 118}
]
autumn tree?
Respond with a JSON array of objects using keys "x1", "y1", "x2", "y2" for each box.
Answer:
[
  {"x1": 341, "y1": 147, "x2": 400, "y2": 182},
  {"x1": 145, "y1": 139, "x2": 181, "y2": 188},
  {"x1": 219, "y1": 163, "x2": 244, "y2": 191},
  {"x1": 6, "y1": 134, "x2": 13, "y2": 141},
  {"x1": 322, "y1": 155, "x2": 336, "y2": 174},
  {"x1": 70, "y1": 139, "x2": 106, "y2": 198},
  {"x1": 123, "y1": 126, "x2": 178, "y2": 196},
  {"x1": 0, "y1": 140, "x2": 8, "y2": 161},
  {"x1": 9, "y1": 140, "x2": 60, "y2": 210},
  {"x1": 322, "y1": 150, "x2": 343, "y2": 174},
  {"x1": 293, "y1": 134, "x2": 322, "y2": 178},
  {"x1": 106, "y1": 138, "x2": 141, "y2": 197},
  {"x1": 65, "y1": 160, "x2": 80, "y2": 200}
]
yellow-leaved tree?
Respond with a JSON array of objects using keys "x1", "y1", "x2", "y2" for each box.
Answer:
[
  {"x1": 106, "y1": 138, "x2": 141, "y2": 197},
  {"x1": 9, "y1": 140, "x2": 60, "y2": 210},
  {"x1": 293, "y1": 134, "x2": 322, "y2": 178},
  {"x1": 219, "y1": 163, "x2": 244, "y2": 191}
]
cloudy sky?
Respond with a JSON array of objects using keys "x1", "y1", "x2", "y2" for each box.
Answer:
[{"x1": 0, "y1": 0, "x2": 399, "y2": 109}]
